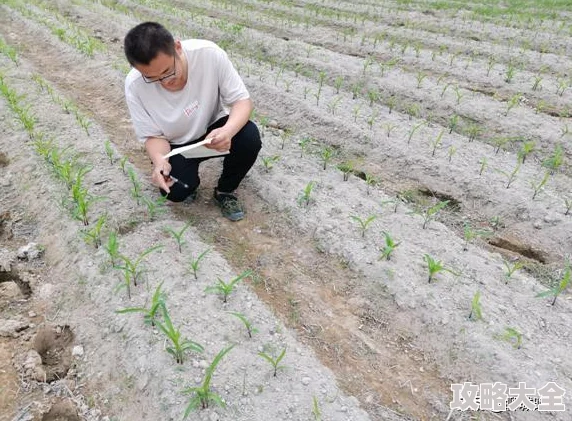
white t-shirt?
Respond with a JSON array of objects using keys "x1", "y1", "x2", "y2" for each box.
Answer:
[{"x1": 124, "y1": 40, "x2": 250, "y2": 145}]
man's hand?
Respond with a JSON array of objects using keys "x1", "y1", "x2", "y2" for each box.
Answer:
[
  {"x1": 151, "y1": 159, "x2": 174, "y2": 193},
  {"x1": 204, "y1": 127, "x2": 233, "y2": 152}
]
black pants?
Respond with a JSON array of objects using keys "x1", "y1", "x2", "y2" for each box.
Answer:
[{"x1": 162, "y1": 116, "x2": 261, "y2": 202}]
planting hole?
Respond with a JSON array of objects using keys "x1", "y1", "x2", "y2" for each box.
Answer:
[
  {"x1": 488, "y1": 236, "x2": 548, "y2": 263},
  {"x1": 0, "y1": 268, "x2": 32, "y2": 298},
  {"x1": 33, "y1": 325, "x2": 74, "y2": 382},
  {"x1": 417, "y1": 187, "x2": 462, "y2": 211},
  {"x1": 41, "y1": 399, "x2": 80, "y2": 421}
]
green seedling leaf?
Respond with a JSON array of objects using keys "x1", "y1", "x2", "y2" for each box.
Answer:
[
  {"x1": 229, "y1": 312, "x2": 258, "y2": 338},
  {"x1": 536, "y1": 263, "x2": 570, "y2": 305},
  {"x1": 164, "y1": 221, "x2": 193, "y2": 253},
  {"x1": 424, "y1": 254, "x2": 459, "y2": 283},
  {"x1": 379, "y1": 231, "x2": 400, "y2": 261},
  {"x1": 258, "y1": 347, "x2": 286, "y2": 377},
  {"x1": 205, "y1": 270, "x2": 252, "y2": 303},
  {"x1": 116, "y1": 281, "x2": 166, "y2": 326},
  {"x1": 350, "y1": 214, "x2": 376, "y2": 238},
  {"x1": 188, "y1": 248, "x2": 210, "y2": 280},
  {"x1": 468, "y1": 291, "x2": 482, "y2": 321},
  {"x1": 155, "y1": 305, "x2": 203, "y2": 364}
]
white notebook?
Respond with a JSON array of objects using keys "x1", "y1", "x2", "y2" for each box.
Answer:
[{"x1": 163, "y1": 138, "x2": 230, "y2": 159}]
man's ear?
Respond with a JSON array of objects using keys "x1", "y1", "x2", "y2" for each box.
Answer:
[{"x1": 174, "y1": 39, "x2": 182, "y2": 53}]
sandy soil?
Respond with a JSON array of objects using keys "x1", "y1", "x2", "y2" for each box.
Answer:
[{"x1": 1, "y1": 1, "x2": 571, "y2": 421}]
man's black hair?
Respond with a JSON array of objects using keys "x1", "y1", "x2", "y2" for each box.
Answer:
[{"x1": 124, "y1": 22, "x2": 176, "y2": 66}]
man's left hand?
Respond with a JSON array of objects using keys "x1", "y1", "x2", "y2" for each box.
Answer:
[{"x1": 205, "y1": 127, "x2": 233, "y2": 152}]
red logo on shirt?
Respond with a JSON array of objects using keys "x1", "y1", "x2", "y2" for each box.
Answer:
[{"x1": 183, "y1": 100, "x2": 199, "y2": 117}]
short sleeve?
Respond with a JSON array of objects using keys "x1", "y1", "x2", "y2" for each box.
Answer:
[
  {"x1": 214, "y1": 46, "x2": 250, "y2": 106},
  {"x1": 124, "y1": 76, "x2": 163, "y2": 144}
]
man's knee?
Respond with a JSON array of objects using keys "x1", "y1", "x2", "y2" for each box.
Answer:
[{"x1": 233, "y1": 121, "x2": 261, "y2": 154}]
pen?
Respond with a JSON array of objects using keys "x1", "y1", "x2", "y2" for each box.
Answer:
[{"x1": 160, "y1": 170, "x2": 190, "y2": 189}]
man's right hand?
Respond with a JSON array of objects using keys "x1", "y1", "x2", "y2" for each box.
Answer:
[{"x1": 151, "y1": 160, "x2": 174, "y2": 193}]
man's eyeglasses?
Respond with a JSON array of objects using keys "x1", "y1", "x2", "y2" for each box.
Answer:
[{"x1": 142, "y1": 56, "x2": 176, "y2": 83}]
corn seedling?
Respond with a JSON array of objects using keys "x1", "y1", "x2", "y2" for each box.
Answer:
[
  {"x1": 468, "y1": 291, "x2": 483, "y2": 321},
  {"x1": 406, "y1": 103, "x2": 420, "y2": 120},
  {"x1": 0, "y1": 37, "x2": 18, "y2": 64},
  {"x1": 535, "y1": 100, "x2": 546, "y2": 114},
  {"x1": 497, "y1": 162, "x2": 521, "y2": 189},
  {"x1": 478, "y1": 157, "x2": 488, "y2": 176},
  {"x1": 280, "y1": 128, "x2": 292, "y2": 150},
  {"x1": 365, "y1": 173, "x2": 378, "y2": 195},
  {"x1": 383, "y1": 122, "x2": 397, "y2": 138},
  {"x1": 387, "y1": 96, "x2": 397, "y2": 114},
  {"x1": 565, "y1": 198, "x2": 572, "y2": 216},
  {"x1": 350, "y1": 81, "x2": 363, "y2": 100},
  {"x1": 320, "y1": 146, "x2": 335, "y2": 170},
  {"x1": 155, "y1": 305, "x2": 203, "y2": 364},
  {"x1": 441, "y1": 82, "x2": 451, "y2": 98},
  {"x1": 556, "y1": 79, "x2": 568, "y2": 96},
  {"x1": 350, "y1": 215, "x2": 376, "y2": 238},
  {"x1": 315, "y1": 70, "x2": 326, "y2": 105},
  {"x1": 327, "y1": 96, "x2": 342, "y2": 115},
  {"x1": 337, "y1": 161, "x2": 354, "y2": 181},
  {"x1": 258, "y1": 347, "x2": 286, "y2": 377},
  {"x1": 367, "y1": 110, "x2": 378, "y2": 130},
  {"x1": 182, "y1": 345, "x2": 234, "y2": 414},
  {"x1": 71, "y1": 176, "x2": 97, "y2": 226},
  {"x1": 430, "y1": 130, "x2": 445, "y2": 157},
  {"x1": 560, "y1": 125, "x2": 569, "y2": 139},
  {"x1": 298, "y1": 181, "x2": 316, "y2": 207},
  {"x1": 104, "y1": 140, "x2": 115, "y2": 164},
  {"x1": 334, "y1": 76, "x2": 343, "y2": 94},
  {"x1": 536, "y1": 263, "x2": 570, "y2": 306},
  {"x1": 114, "y1": 245, "x2": 162, "y2": 298},
  {"x1": 465, "y1": 124, "x2": 481, "y2": 142},
  {"x1": 416, "y1": 71, "x2": 427, "y2": 89},
  {"x1": 119, "y1": 156, "x2": 128, "y2": 174},
  {"x1": 76, "y1": 113, "x2": 92, "y2": 136},
  {"x1": 229, "y1": 312, "x2": 258, "y2": 338},
  {"x1": 205, "y1": 270, "x2": 252, "y2": 303},
  {"x1": 447, "y1": 146, "x2": 457, "y2": 162},
  {"x1": 463, "y1": 223, "x2": 491, "y2": 251},
  {"x1": 164, "y1": 221, "x2": 193, "y2": 253},
  {"x1": 532, "y1": 75, "x2": 543, "y2": 91},
  {"x1": 424, "y1": 254, "x2": 458, "y2": 283},
  {"x1": 505, "y1": 93, "x2": 522, "y2": 116},
  {"x1": 104, "y1": 231, "x2": 120, "y2": 266},
  {"x1": 188, "y1": 248, "x2": 210, "y2": 280},
  {"x1": 505, "y1": 62, "x2": 517, "y2": 83},
  {"x1": 298, "y1": 136, "x2": 313, "y2": 157},
  {"x1": 312, "y1": 396, "x2": 321, "y2": 421},
  {"x1": 127, "y1": 167, "x2": 143, "y2": 204},
  {"x1": 116, "y1": 281, "x2": 166, "y2": 326},
  {"x1": 448, "y1": 114, "x2": 459, "y2": 134},
  {"x1": 531, "y1": 171, "x2": 550, "y2": 200},
  {"x1": 418, "y1": 200, "x2": 449, "y2": 229},
  {"x1": 261, "y1": 155, "x2": 280, "y2": 172},
  {"x1": 141, "y1": 194, "x2": 168, "y2": 220},
  {"x1": 486, "y1": 56, "x2": 496, "y2": 77},
  {"x1": 499, "y1": 327, "x2": 523, "y2": 349},
  {"x1": 379, "y1": 232, "x2": 400, "y2": 261},
  {"x1": 367, "y1": 89, "x2": 380, "y2": 106},
  {"x1": 352, "y1": 105, "x2": 360, "y2": 122},
  {"x1": 81, "y1": 214, "x2": 106, "y2": 248},
  {"x1": 503, "y1": 259, "x2": 523, "y2": 284}
]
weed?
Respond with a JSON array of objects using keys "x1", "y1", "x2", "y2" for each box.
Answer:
[
  {"x1": 503, "y1": 259, "x2": 523, "y2": 284},
  {"x1": 188, "y1": 248, "x2": 210, "y2": 280},
  {"x1": 298, "y1": 181, "x2": 316, "y2": 207},
  {"x1": 229, "y1": 312, "x2": 258, "y2": 338},
  {"x1": 424, "y1": 254, "x2": 458, "y2": 283},
  {"x1": 468, "y1": 291, "x2": 482, "y2": 321},
  {"x1": 379, "y1": 232, "x2": 400, "y2": 261},
  {"x1": 116, "y1": 281, "x2": 166, "y2": 326},
  {"x1": 164, "y1": 221, "x2": 193, "y2": 253},
  {"x1": 350, "y1": 214, "x2": 376, "y2": 238},
  {"x1": 205, "y1": 270, "x2": 252, "y2": 303},
  {"x1": 156, "y1": 305, "x2": 203, "y2": 364},
  {"x1": 259, "y1": 347, "x2": 286, "y2": 377},
  {"x1": 81, "y1": 214, "x2": 106, "y2": 248},
  {"x1": 536, "y1": 263, "x2": 570, "y2": 305},
  {"x1": 183, "y1": 345, "x2": 234, "y2": 413}
]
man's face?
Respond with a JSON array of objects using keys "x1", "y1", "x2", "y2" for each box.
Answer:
[{"x1": 136, "y1": 42, "x2": 186, "y2": 91}]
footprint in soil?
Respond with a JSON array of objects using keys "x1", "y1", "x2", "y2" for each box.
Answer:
[
  {"x1": 40, "y1": 399, "x2": 81, "y2": 421},
  {"x1": 33, "y1": 325, "x2": 75, "y2": 382}
]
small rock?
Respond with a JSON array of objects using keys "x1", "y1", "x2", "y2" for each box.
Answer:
[
  {"x1": 198, "y1": 360, "x2": 208, "y2": 369},
  {"x1": 340, "y1": 406, "x2": 348, "y2": 412},
  {"x1": 17, "y1": 243, "x2": 43, "y2": 261},
  {"x1": 1, "y1": 179, "x2": 10, "y2": 187},
  {"x1": 301, "y1": 377, "x2": 311, "y2": 385},
  {"x1": 419, "y1": 367, "x2": 424, "y2": 372},
  {"x1": 0, "y1": 318, "x2": 29, "y2": 337},
  {"x1": 28, "y1": 311, "x2": 36, "y2": 318},
  {"x1": 72, "y1": 345, "x2": 84, "y2": 358},
  {"x1": 533, "y1": 220, "x2": 542, "y2": 229},
  {"x1": 209, "y1": 412, "x2": 220, "y2": 421}
]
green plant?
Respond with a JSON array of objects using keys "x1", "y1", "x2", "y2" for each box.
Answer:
[
  {"x1": 312, "y1": 396, "x2": 321, "y2": 421},
  {"x1": 0, "y1": 37, "x2": 18, "y2": 64},
  {"x1": 465, "y1": 124, "x2": 481, "y2": 142},
  {"x1": 337, "y1": 161, "x2": 354, "y2": 181},
  {"x1": 536, "y1": 263, "x2": 570, "y2": 305},
  {"x1": 298, "y1": 136, "x2": 314, "y2": 157},
  {"x1": 320, "y1": 146, "x2": 335, "y2": 170},
  {"x1": 565, "y1": 198, "x2": 572, "y2": 216},
  {"x1": 424, "y1": 254, "x2": 458, "y2": 283},
  {"x1": 350, "y1": 214, "x2": 376, "y2": 238},
  {"x1": 104, "y1": 140, "x2": 115, "y2": 164},
  {"x1": 182, "y1": 345, "x2": 234, "y2": 414},
  {"x1": 430, "y1": 130, "x2": 445, "y2": 157},
  {"x1": 453, "y1": 85, "x2": 463, "y2": 105},
  {"x1": 503, "y1": 259, "x2": 523, "y2": 284},
  {"x1": 298, "y1": 181, "x2": 316, "y2": 207},
  {"x1": 468, "y1": 291, "x2": 482, "y2": 321},
  {"x1": 258, "y1": 347, "x2": 286, "y2": 377},
  {"x1": 315, "y1": 70, "x2": 327, "y2": 105},
  {"x1": 419, "y1": 200, "x2": 449, "y2": 229},
  {"x1": 127, "y1": 167, "x2": 143, "y2": 204},
  {"x1": 205, "y1": 270, "x2": 252, "y2": 303},
  {"x1": 499, "y1": 327, "x2": 523, "y2": 349},
  {"x1": 352, "y1": 104, "x2": 360, "y2": 122},
  {"x1": 531, "y1": 171, "x2": 550, "y2": 200},
  {"x1": 280, "y1": 128, "x2": 292, "y2": 150},
  {"x1": 505, "y1": 93, "x2": 522, "y2": 116},
  {"x1": 407, "y1": 122, "x2": 425, "y2": 144},
  {"x1": 164, "y1": 221, "x2": 193, "y2": 253},
  {"x1": 71, "y1": 173, "x2": 98, "y2": 226},
  {"x1": 447, "y1": 145, "x2": 457, "y2": 162},
  {"x1": 505, "y1": 62, "x2": 517, "y2": 83},
  {"x1": 448, "y1": 114, "x2": 459, "y2": 134},
  {"x1": 229, "y1": 312, "x2": 258, "y2": 338},
  {"x1": 114, "y1": 245, "x2": 162, "y2": 298},
  {"x1": 365, "y1": 173, "x2": 378, "y2": 195},
  {"x1": 81, "y1": 214, "x2": 106, "y2": 248},
  {"x1": 532, "y1": 75, "x2": 543, "y2": 91},
  {"x1": 141, "y1": 194, "x2": 168, "y2": 220},
  {"x1": 497, "y1": 162, "x2": 521, "y2": 189},
  {"x1": 261, "y1": 155, "x2": 280, "y2": 172},
  {"x1": 116, "y1": 281, "x2": 166, "y2": 326},
  {"x1": 119, "y1": 156, "x2": 128, "y2": 174},
  {"x1": 379, "y1": 232, "x2": 400, "y2": 261},
  {"x1": 155, "y1": 305, "x2": 203, "y2": 364},
  {"x1": 478, "y1": 157, "x2": 488, "y2": 176},
  {"x1": 416, "y1": 71, "x2": 427, "y2": 88},
  {"x1": 462, "y1": 223, "x2": 491, "y2": 251},
  {"x1": 188, "y1": 248, "x2": 210, "y2": 280},
  {"x1": 383, "y1": 122, "x2": 397, "y2": 138},
  {"x1": 327, "y1": 96, "x2": 342, "y2": 115},
  {"x1": 367, "y1": 88, "x2": 380, "y2": 106},
  {"x1": 334, "y1": 76, "x2": 343, "y2": 94}
]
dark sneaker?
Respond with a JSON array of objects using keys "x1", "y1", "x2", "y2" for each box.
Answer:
[{"x1": 214, "y1": 190, "x2": 245, "y2": 221}]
